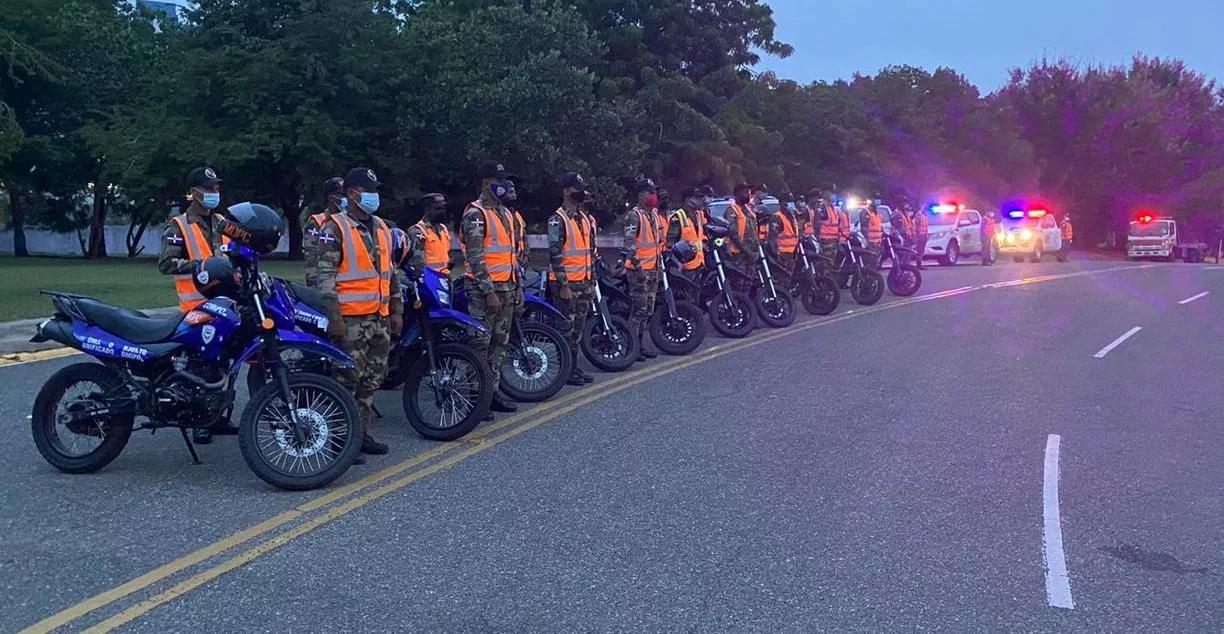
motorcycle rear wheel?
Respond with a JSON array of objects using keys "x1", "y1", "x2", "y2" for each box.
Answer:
[{"x1": 31, "y1": 362, "x2": 134, "y2": 474}]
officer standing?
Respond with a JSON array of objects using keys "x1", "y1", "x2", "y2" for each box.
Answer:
[
  {"x1": 723, "y1": 183, "x2": 760, "y2": 271},
  {"x1": 1060, "y1": 213, "x2": 1074, "y2": 259},
  {"x1": 765, "y1": 192, "x2": 800, "y2": 281},
  {"x1": 811, "y1": 188, "x2": 840, "y2": 262},
  {"x1": 859, "y1": 201, "x2": 884, "y2": 268},
  {"x1": 666, "y1": 187, "x2": 708, "y2": 285},
  {"x1": 316, "y1": 167, "x2": 403, "y2": 462},
  {"x1": 621, "y1": 177, "x2": 662, "y2": 361},
  {"x1": 911, "y1": 203, "x2": 929, "y2": 269},
  {"x1": 504, "y1": 176, "x2": 530, "y2": 271},
  {"x1": 408, "y1": 192, "x2": 453, "y2": 278},
  {"x1": 548, "y1": 172, "x2": 596, "y2": 386},
  {"x1": 980, "y1": 210, "x2": 998, "y2": 266},
  {"x1": 304, "y1": 176, "x2": 345, "y2": 288},
  {"x1": 159, "y1": 166, "x2": 234, "y2": 445},
  {"x1": 462, "y1": 161, "x2": 523, "y2": 413}
]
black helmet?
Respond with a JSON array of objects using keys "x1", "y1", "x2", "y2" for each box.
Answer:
[
  {"x1": 219, "y1": 202, "x2": 283, "y2": 255},
  {"x1": 193, "y1": 256, "x2": 241, "y2": 300},
  {"x1": 669, "y1": 240, "x2": 698, "y2": 264}
]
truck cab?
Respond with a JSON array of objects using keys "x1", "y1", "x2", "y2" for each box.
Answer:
[{"x1": 1127, "y1": 214, "x2": 1208, "y2": 263}]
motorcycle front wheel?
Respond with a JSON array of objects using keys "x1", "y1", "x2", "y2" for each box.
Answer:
[
  {"x1": 887, "y1": 265, "x2": 922, "y2": 297},
  {"x1": 240, "y1": 372, "x2": 362, "y2": 491},
  {"x1": 850, "y1": 270, "x2": 885, "y2": 305},
  {"x1": 581, "y1": 313, "x2": 639, "y2": 372},
  {"x1": 648, "y1": 300, "x2": 707, "y2": 355},
  {"x1": 402, "y1": 342, "x2": 493, "y2": 441},
  {"x1": 754, "y1": 289, "x2": 796, "y2": 328},
  {"x1": 708, "y1": 291, "x2": 756, "y2": 338},
  {"x1": 801, "y1": 274, "x2": 841, "y2": 316},
  {"x1": 500, "y1": 322, "x2": 571, "y2": 402}
]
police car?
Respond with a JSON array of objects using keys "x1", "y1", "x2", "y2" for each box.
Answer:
[
  {"x1": 997, "y1": 207, "x2": 1065, "y2": 262},
  {"x1": 922, "y1": 203, "x2": 986, "y2": 265}
]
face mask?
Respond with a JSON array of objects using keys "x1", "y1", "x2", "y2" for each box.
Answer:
[
  {"x1": 358, "y1": 192, "x2": 380, "y2": 214},
  {"x1": 428, "y1": 207, "x2": 448, "y2": 222},
  {"x1": 645, "y1": 193, "x2": 659, "y2": 209},
  {"x1": 489, "y1": 182, "x2": 510, "y2": 200},
  {"x1": 570, "y1": 190, "x2": 587, "y2": 203},
  {"x1": 734, "y1": 193, "x2": 750, "y2": 205},
  {"x1": 338, "y1": 197, "x2": 348, "y2": 211},
  {"x1": 200, "y1": 192, "x2": 221, "y2": 210}
]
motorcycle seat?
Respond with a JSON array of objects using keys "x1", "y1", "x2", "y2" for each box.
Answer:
[
  {"x1": 76, "y1": 299, "x2": 185, "y2": 344},
  {"x1": 286, "y1": 281, "x2": 328, "y2": 314}
]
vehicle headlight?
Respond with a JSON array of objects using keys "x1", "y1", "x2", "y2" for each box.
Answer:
[
  {"x1": 931, "y1": 230, "x2": 946, "y2": 240},
  {"x1": 1006, "y1": 233, "x2": 1016, "y2": 244},
  {"x1": 436, "y1": 289, "x2": 450, "y2": 307},
  {"x1": 1020, "y1": 229, "x2": 1033, "y2": 241}
]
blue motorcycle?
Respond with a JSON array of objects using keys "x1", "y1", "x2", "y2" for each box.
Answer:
[{"x1": 28, "y1": 203, "x2": 362, "y2": 491}]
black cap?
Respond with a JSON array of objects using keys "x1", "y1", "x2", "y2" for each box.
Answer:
[
  {"x1": 422, "y1": 192, "x2": 446, "y2": 206},
  {"x1": 733, "y1": 183, "x2": 752, "y2": 194},
  {"x1": 680, "y1": 186, "x2": 705, "y2": 199},
  {"x1": 344, "y1": 167, "x2": 381, "y2": 190},
  {"x1": 780, "y1": 191, "x2": 794, "y2": 203},
  {"x1": 187, "y1": 167, "x2": 222, "y2": 189},
  {"x1": 323, "y1": 177, "x2": 344, "y2": 198},
  {"x1": 477, "y1": 161, "x2": 508, "y2": 179},
  {"x1": 699, "y1": 184, "x2": 716, "y2": 196},
  {"x1": 632, "y1": 177, "x2": 657, "y2": 195},
  {"x1": 559, "y1": 172, "x2": 586, "y2": 189}
]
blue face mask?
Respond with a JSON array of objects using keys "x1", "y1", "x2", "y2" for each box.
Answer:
[
  {"x1": 489, "y1": 182, "x2": 510, "y2": 201},
  {"x1": 338, "y1": 197, "x2": 348, "y2": 211},
  {"x1": 200, "y1": 192, "x2": 221, "y2": 210},
  {"x1": 358, "y1": 192, "x2": 380, "y2": 214}
]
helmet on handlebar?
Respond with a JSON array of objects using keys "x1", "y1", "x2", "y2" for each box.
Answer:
[
  {"x1": 704, "y1": 215, "x2": 731, "y2": 238},
  {"x1": 669, "y1": 240, "x2": 698, "y2": 264},
  {"x1": 390, "y1": 227, "x2": 411, "y2": 267},
  {"x1": 193, "y1": 256, "x2": 241, "y2": 300},
  {"x1": 218, "y1": 202, "x2": 283, "y2": 255}
]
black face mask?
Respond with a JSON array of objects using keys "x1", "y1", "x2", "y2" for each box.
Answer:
[
  {"x1": 734, "y1": 193, "x2": 750, "y2": 205},
  {"x1": 427, "y1": 206, "x2": 448, "y2": 223},
  {"x1": 569, "y1": 190, "x2": 587, "y2": 203}
]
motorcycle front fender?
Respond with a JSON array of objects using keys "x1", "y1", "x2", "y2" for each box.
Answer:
[
  {"x1": 523, "y1": 294, "x2": 566, "y2": 319},
  {"x1": 230, "y1": 328, "x2": 355, "y2": 374},
  {"x1": 428, "y1": 308, "x2": 487, "y2": 332}
]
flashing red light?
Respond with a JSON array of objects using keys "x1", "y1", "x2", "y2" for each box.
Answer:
[
  {"x1": 1137, "y1": 212, "x2": 1154, "y2": 223},
  {"x1": 1027, "y1": 209, "x2": 1047, "y2": 218}
]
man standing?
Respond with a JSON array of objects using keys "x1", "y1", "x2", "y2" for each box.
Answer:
[
  {"x1": 316, "y1": 167, "x2": 403, "y2": 462},
  {"x1": 159, "y1": 166, "x2": 233, "y2": 444},
  {"x1": 621, "y1": 178, "x2": 661, "y2": 361},
  {"x1": 859, "y1": 201, "x2": 884, "y2": 268},
  {"x1": 666, "y1": 187, "x2": 708, "y2": 285},
  {"x1": 1060, "y1": 213, "x2": 1074, "y2": 260},
  {"x1": 304, "y1": 176, "x2": 345, "y2": 288},
  {"x1": 408, "y1": 192, "x2": 453, "y2": 278},
  {"x1": 722, "y1": 183, "x2": 759, "y2": 272},
  {"x1": 980, "y1": 210, "x2": 998, "y2": 266},
  {"x1": 462, "y1": 161, "x2": 523, "y2": 413},
  {"x1": 764, "y1": 192, "x2": 800, "y2": 282},
  {"x1": 911, "y1": 203, "x2": 929, "y2": 269},
  {"x1": 548, "y1": 172, "x2": 596, "y2": 386}
]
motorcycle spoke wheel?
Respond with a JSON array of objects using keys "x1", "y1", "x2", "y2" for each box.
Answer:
[
  {"x1": 253, "y1": 386, "x2": 351, "y2": 478},
  {"x1": 416, "y1": 353, "x2": 485, "y2": 430}
]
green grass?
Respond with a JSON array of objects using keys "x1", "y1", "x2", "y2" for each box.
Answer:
[{"x1": 0, "y1": 256, "x2": 305, "y2": 322}]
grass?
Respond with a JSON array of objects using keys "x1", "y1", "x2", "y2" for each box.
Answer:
[{"x1": 0, "y1": 256, "x2": 304, "y2": 322}]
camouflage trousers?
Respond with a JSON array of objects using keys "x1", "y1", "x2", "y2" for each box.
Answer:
[
  {"x1": 548, "y1": 281, "x2": 594, "y2": 353},
  {"x1": 469, "y1": 287, "x2": 522, "y2": 391},
  {"x1": 334, "y1": 314, "x2": 392, "y2": 433},
  {"x1": 771, "y1": 252, "x2": 797, "y2": 288},
  {"x1": 625, "y1": 269, "x2": 659, "y2": 336},
  {"x1": 819, "y1": 239, "x2": 840, "y2": 264}
]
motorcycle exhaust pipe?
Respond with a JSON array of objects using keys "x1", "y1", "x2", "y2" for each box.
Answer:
[
  {"x1": 172, "y1": 369, "x2": 228, "y2": 391},
  {"x1": 31, "y1": 318, "x2": 77, "y2": 348}
]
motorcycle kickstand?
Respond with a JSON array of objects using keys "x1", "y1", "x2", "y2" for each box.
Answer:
[{"x1": 179, "y1": 428, "x2": 201, "y2": 465}]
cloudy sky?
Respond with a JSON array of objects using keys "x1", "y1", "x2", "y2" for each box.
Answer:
[{"x1": 752, "y1": 0, "x2": 1222, "y2": 92}]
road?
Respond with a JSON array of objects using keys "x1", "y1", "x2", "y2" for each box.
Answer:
[{"x1": 1, "y1": 258, "x2": 1221, "y2": 633}]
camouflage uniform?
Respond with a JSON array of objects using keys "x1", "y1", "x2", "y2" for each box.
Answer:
[
  {"x1": 157, "y1": 212, "x2": 223, "y2": 277},
  {"x1": 723, "y1": 202, "x2": 760, "y2": 272},
  {"x1": 619, "y1": 205, "x2": 660, "y2": 336},
  {"x1": 859, "y1": 208, "x2": 883, "y2": 269},
  {"x1": 302, "y1": 210, "x2": 333, "y2": 288},
  {"x1": 547, "y1": 206, "x2": 595, "y2": 351},
  {"x1": 406, "y1": 220, "x2": 453, "y2": 279},
  {"x1": 462, "y1": 198, "x2": 523, "y2": 392},
  {"x1": 315, "y1": 213, "x2": 403, "y2": 433}
]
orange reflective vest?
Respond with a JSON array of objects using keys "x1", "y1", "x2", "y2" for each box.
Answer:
[
  {"x1": 837, "y1": 209, "x2": 851, "y2": 244},
  {"x1": 819, "y1": 206, "x2": 840, "y2": 241},
  {"x1": 865, "y1": 211, "x2": 883, "y2": 245},
  {"x1": 549, "y1": 210, "x2": 594, "y2": 282},
  {"x1": 652, "y1": 208, "x2": 668, "y2": 252},
  {"x1": 896, "y1": 212, "x2": 915, "y2": 237},
  {"x1": 670, "y1": 209, "x2": 706, "y2": 270},
  {"x1": 1061, "y1": 221, "x2": 1073, "y2": 240},
  {"x1": 464, "y1": 203, "x2": 519, "y2": 282},
  {"x1": 512, "y1": 209, "x2": 528, "y2": 261},
  {"x1": 625, "y1": 208, "x2": 659, "y2": 270},
  {"x1": 774, "y1": 212, "x2": 798, "y2": 254},
  {"x1": 914, "y1": 212, "x2": 929, "y2": 236},
  {"x1": 170, "y1": 214, "x2": 228, "y2": 312},
  {"x1": 727, "y1": 203, "x2": 753, "y2": 254},
  {"x1": 332, "y1": 213, "x2": 393, "y2": 317},
  {"x1": 414, "y1": 220, "x2": 451, "y2": 277}
]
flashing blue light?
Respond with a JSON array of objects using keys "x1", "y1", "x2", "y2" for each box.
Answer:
[{"x1": 1007, "y1": 210, "x2": 1025, "y2": 219}]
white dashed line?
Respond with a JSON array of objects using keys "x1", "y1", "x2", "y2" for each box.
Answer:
[
  {"x1": 1043, "y1": 434, "x2": 1074, "y2": 610},
  {"x1": 1177, "y1": 291, "x2": 1209, "y2": 305},
  {"x1": 1093, "y1": 326, "x2": 1142, "y2": 359}
]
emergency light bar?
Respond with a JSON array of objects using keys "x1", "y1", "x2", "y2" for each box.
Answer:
[
  {"x1": 1028, "y1": 209, "x2": 1047, "y2": 218},
  {"x1": 1007, "y1": 210, "x2": 1025, "y2": 219},
  {"x1": 1137, "y1": 212, "x2": 1154, "y2": 223},
  {"x1": 930, "y1": 204, "x2": 958, "y2": 214}
]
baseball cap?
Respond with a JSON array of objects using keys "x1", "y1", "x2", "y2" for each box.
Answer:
[
  {"x1": 187, "y1": 167, "x2": 222, "y2": 189},
  {"x1": 422, "y1": 192, "x2": 446, "y2": 206},
  {"x1": 631, "y1": 177, "x2": 657, "y2": 195},
  {"x1": 732, "y1": 183, "x2": 752, "y2": 195},
  {"x1": 477, "y1": 161, "x2": 508, "y2": 179},
  {"x1": 344, "y1": 167, "x2": 381, "y2": 190},
  {"x1": 323, "y1": 177, "x2": 344, "y2": 198},
  {"x1": 680, "y1": 186, "x2": 705, "y2": 199},
  {"x1": 559, "y1": 172, "x2": 586, "y2": 189}
]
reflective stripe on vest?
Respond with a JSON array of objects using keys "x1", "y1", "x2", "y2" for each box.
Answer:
[
  {"x1": 819, "y1": 207, "x2": 840, "y2": 241},
  {"x1": 776, "y1": 212, "x2": 798, "y2": 254},
  {"x1": 171, "y1": 215, "x2": 216, "y2": 312},
  {"x1": 914, "y1": 213, "x2": 928, "y2": 235},
  {"x1": 310, "y1": 212, "x2": 328, "y2": 228},
  {"x1": 838, "y1": 210, "x2": 851, "y2": 243},
  {"x1": 625, "y1": 209, "x2": 659, "y2": 270},
  {"x1": 414, "y1": 220, "x2": 451, "y2": 276},
  {"x1": 898, "y1": 213, "x2": 914, "y2": 236},
  {"x1": 866, "y1": 212, "x2": 883, "y2": 244},
  {"x1": 549, "y1": 210, "x2": 593, "y2": 282},
  {"x1": 333, "y1": 213, "x2": 392, "y2": 317},
  {"x1": 464, "y1": 203, "x2": 518, "y2": 282},
  {"x1": 671, "y1": 209, "x2": 706, "y2": 270}
]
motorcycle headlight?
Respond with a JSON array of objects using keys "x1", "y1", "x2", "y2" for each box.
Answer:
[{"x1": 436, "y1": 289, "x2": 450, "y2": 307}]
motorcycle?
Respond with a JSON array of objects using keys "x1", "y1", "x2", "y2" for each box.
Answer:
[
  {"x1": 453, "y1": 275, "x2": 573, "y2": 403},
  {"x1": 878, "y1": 233, "x2": 923, "y2": 297},
  {"x1": 789, "y1": 235, "x2": 842, "y2": 316},
  {"x1": 697, "y1": 220, "x2": 757, "y2": 338},
  {"x1": 833, "y1": 233, "x2": 886, "y2": 306},
  {"x1": 523, "y1": 266, "x2": 639, "y2": 372},
  {"x1": 748, "y1": 242, "x2": 796, "y2": 328},
  {"x1": 600, "y1": 249, "x2": 707, "y2": 356},
  {"x1": 28, "y1": 206, "x2": 362, "y2": 491}
]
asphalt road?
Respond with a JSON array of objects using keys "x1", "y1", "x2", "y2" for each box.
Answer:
[{"x1": 2, "y1": 258, "x2": 1221, "y2": 632}]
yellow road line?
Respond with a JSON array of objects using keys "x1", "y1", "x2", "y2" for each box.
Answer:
[
  {"x1": 0, "y1": 347, "x2": 81, "y2": 368},
  {"x1": 19, "y1": 263, "x2": 1156, "y2": 632}
]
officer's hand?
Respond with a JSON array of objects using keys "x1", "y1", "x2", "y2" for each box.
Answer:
[
  {"x1": 389, "y1": 313, "x2": 403, "y2": 337},
  {"x1": 327, "y1": 317, "x2": 347, "y2": 341},
  {"x1": 558, "y1": 285, "x2": 574, "y2": 300},
  {"x1": 487, "y1": 292, "x2": 502, "y2": 312}
]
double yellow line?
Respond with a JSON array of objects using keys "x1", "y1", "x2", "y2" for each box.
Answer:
[{"x1": 20, "y1": 264, "x2": 1154, "y2": 632}]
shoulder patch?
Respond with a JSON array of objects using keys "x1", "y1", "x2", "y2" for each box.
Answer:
[
  {"x1": 165, "y1": 234, "x2": 184, "y2": 245},
  {"x1": 318, "y1": 232, "x2": 338, "y2": 245}
]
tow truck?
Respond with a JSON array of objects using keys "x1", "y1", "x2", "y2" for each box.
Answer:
[{"x1": 1127, "y1": 213, "x2": 1209, "y2": 263}]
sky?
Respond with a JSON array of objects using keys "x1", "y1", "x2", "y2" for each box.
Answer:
[{"x1": 752, "y1": 0, "x2": 1222, "y2": 92}]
